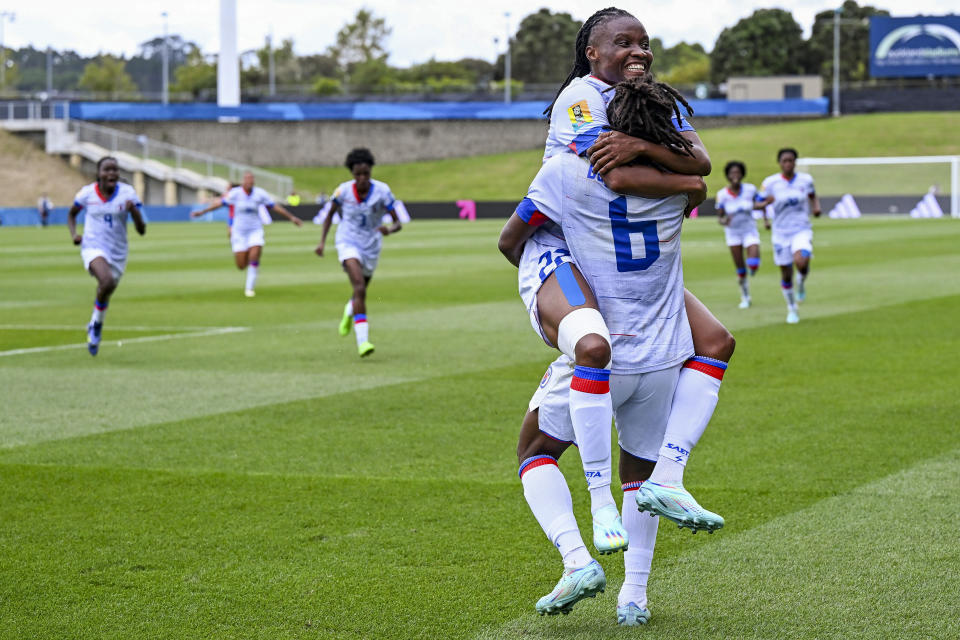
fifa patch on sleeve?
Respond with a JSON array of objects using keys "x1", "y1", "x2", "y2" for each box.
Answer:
[{"x1": 568, "y1": 100, "x2": 593, "y2": 132}]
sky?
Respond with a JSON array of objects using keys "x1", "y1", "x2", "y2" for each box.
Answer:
[{"x1": 1, "y1": 0, "x2": 949, "y2": 66}]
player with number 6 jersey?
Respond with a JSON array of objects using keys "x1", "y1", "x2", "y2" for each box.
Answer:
[
  {"x1": 66, "y1": 156, "x2": 146, "y2": 356},
  {"x1": 316, "y1": 148, "x2": 402, "y2": 358}
]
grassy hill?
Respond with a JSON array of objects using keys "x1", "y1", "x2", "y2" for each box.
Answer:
[
  {"x1": 268, "y1": 112, "x2": 960, "y2": 202},
  {"x1": 0, "y1": 129, "x2": 88, "y2": 207}
]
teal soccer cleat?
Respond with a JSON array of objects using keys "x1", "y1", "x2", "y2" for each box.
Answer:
[
  {"x1": 635, "y1": 481, "x2": 724, "y2": 533},
  {"x1": 535, "y1": 560, "x2": 606, "y2": 616},
  {"x1": 616, "y1": 602, "x2": 651, "y2": 626},
  {"x1": 592, "y1": 504, "x2": 628, "y2": 555}
]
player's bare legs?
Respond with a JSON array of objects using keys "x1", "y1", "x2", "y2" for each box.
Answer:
[
  {"x1": 342, "y1": 258, "x2": 374, "y2": 356},
  {"x1": 517, "y1": 409, "x2": 605, "y2": 615},
  {"x1": 86, "y1": 257, "x2": 118, "y2": 356},
  {"x1": 639, "y1": 290, "x2": 730, "y2": 531},
  {"x1": 536, "y1": 265, "x2": 625, "y2": 554}
]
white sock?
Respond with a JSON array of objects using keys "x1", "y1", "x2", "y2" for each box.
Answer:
[
  {"x1": 344, "y1": 299, "x2": 354, "y2": 317},
  {"x1": 90, "y1": 301, "x2": 107, "y2": 325},
  {"x1": 781, "y1": 281, "x2": 796, "y2": 310},
  {"x1": 619, "y1": 482, "x2": 658, "y2": 608},
  {"x1": 649, "y1": 358, "x2": 725, "y2": 486},
  {"x1": 569, "y1": 365, "x2": 615, "y2": 514},
  {"x1": 245, "y1": 263, "x2": 259, "y2": 291},
  {"x1": 520, "y1": 456, "x2": 593, "y2": 570},
  {"x1": 354, "y1": 314, "x2": 369, "y2": 345},
  {"x1": 739, "y1": 277, "x2": 750, "y2": 298}
]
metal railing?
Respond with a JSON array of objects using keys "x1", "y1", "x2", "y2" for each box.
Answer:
[
  {"x1": 69, "y1": 119, "x2": 293, "y2": 197},
  {"x1": 0, "y1": 100, "x2": 70, "y2": 121}
]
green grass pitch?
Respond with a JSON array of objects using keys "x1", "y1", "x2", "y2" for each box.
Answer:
[{"x1": 1, "y1": 216, "x2": 958, "y2": 639}]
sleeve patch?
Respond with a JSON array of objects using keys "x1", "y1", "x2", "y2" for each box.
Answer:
[{"x1": 567, "y1": 100, "x2": 593, "y2": 132}]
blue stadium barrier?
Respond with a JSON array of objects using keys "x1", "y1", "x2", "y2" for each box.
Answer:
[
  {"x1": 70, "y1": 98, "x2": 829, "y2": 121},
  {"x1": 0, "y1": 206, "x2": 197, "y2": 227}
]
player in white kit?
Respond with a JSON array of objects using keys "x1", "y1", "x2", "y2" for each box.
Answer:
[
  {"x1": 66, "y1": 157, "x2": 146, "y2": 356},
  {"x1": 192, "y1": 171, "x2": 303, "y2": 297},
  {"x1": 758, "y1": 148, "x2": 822, "y2": 324},
  {"x1": 716, "y1": 161, "x2": 764, "y2": 308},
  {"x1": 315, "y1": 148, "x2": 402, "y2": 358},
  {"x1": 498, "y1": 13, "x2": 731, "y2": 622}
]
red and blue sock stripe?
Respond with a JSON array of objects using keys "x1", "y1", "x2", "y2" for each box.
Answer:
[
  {"x1": 746, "y1": 257, "x2": 760, "y2": 270},
  {"x1": 94, "y1": 300, "x2": 108, "y2": 311},
  {"x1": 736, "y1": 267, "x2": 747, "y2": 278},
  {"x1": 622, "y1": 480, "x2": 643, "y2": 493},
  {"x1": 354, "y1": 313, "x2": 367, "y2": 324},
  {"x1": 250, "y1": 261, "x2": 259, "y2": 268},
  {"x1": 571, "y1": 365, "x2": 610, "y2": 394},
  {"x1": 781, "y1": 279, "x2": 793, "y2": 290},
  {"x1": 519, "y1": 454, "x2": 558, "y2": 478},
  {"x1": 684, "y1": 355, "x2": 727, "y2": 380}
]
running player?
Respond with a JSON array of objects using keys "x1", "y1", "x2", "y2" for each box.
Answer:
[
  {"x1": 315, "y1": 148, "x2": 401, "y2": 358},
  {"x1": 191, "y1": 172, "x2": 303, "y2": 297},
  {"x1": 758, "y1": 148, "x2": 822, "y2": 324},
  {"x1": 502, "y1": 6, "x2": 732, "y2": 564},
  {"x1": 716, "y1": 160, "x2": 763, "y2": 308},
  {"x1": 66, "y1": 156, "x2": 146, "y2": 356}
]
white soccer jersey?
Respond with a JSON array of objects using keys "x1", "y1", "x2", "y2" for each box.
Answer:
[
  {"x1": 715, "y1": 183, "x2": 761, "y2": 235},
  {"x1": 332, "y1": 179, "x2": 396, "y2": 253},
  {"x1": 544, "y1": 74, "x2": 694, "y2": 162},
  {"x1": 73, "y1": 181, "x2": 142, "y2": 269},
  {"x1": 517, "y1": 153, "x2": 693, "y2": 374},
  {"x1": 223, "y1": 186, "x2": 274, "y2": 234},
  {"x1": 759, "y1": 172, "x2": 816, "y2": 237}
]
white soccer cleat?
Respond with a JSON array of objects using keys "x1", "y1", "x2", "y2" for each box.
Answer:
[
  {"x1": 244, "y1": 289, "x2": 256, "y2": 298},
  {"x1": 592, "y1": 504, "x2": 628, "y2": 555},
  {"x1": 738, "y1": 296, "x2": 751, "y2": 309},
  {"x1": 786, "y1": 309, "x2": 799, "y2": 324},
  {"x1": 535, "y1": 560, "x2": 606, "y2": 616}
]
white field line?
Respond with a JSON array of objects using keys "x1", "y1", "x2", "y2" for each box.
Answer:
[
  {"x1": 0, "y1": 324, "x2": 237, "y2": 332},
  {"x1": 0, "y1": 326, "x2": 250, "y2": 358}
]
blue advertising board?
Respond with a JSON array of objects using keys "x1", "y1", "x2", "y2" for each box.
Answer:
[{"x1": 870, "y1": 15, "x2": 960, "y2": 77}]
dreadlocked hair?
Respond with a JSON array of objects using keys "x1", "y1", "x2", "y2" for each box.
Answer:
[
  {"x1": 606, "y1": 76, "x2": 696, "y2": 157},
  {"x1": 543, "y1": 7, "x2": 635, "y2": 118}
]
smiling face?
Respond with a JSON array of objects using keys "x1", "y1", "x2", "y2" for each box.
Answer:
[
  {"x1": 585, "y1": 16, "x2": 653, "y2": 85},
  {"x1": 97, "y1": 158, "x2": 119, "y2": 191},
  {"x1": 726, "y1": 164, "x2": 744, "y2": 188},
  {"x1": 351, "y1": 163, "x2": 372, "y2": 193}
]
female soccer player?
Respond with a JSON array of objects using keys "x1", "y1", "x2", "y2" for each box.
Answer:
[
  {"x1": 758, "y1": 148, "x2": 822, "y2": 324},
  {"x1": 500, "y1": 9, "x2": 734, "y2": 625},
  {"x1": 716, "y1": 160, "x2": 763, "y2": 308},
  {"x1": 192, "y1": 172, "x2": 303, "y2": 298},
  {"x1": 66, "y1": 156, "x2": 146, "y2": 356},
  {"x1": 315, "y1": 148, "x2": 402, "y2": 358}
]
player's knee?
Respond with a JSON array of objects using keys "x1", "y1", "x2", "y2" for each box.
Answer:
[
  {"x1": 558, "y1": 308, "x2": 611, "y2": 367},
  {"x1": 698, "y1": 326, "x2": 735, "y2": 362},
  {"x1": 575, "y1": 333, "x2": 611, "y2": 369}
]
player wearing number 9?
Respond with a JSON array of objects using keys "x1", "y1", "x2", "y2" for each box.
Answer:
[{"x1": 67, "y1": 156, "x2": 146, "y2": 356}]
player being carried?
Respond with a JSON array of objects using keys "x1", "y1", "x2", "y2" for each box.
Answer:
[
  {"x1": 499, "y1": 5, "x2": 731, "y2": 561},
  {"x1": 192, "y1": 171, "x2": 303, "y2": 298},
  {"x1": 315, "y1": 148, "x2": 402, "y2": 358},
  {"x1": 66, "y1": 156, "x2": 146, "y2": 356},
  {"x1": 757, "y1": 148, "x2": 822, "y2": 324}
]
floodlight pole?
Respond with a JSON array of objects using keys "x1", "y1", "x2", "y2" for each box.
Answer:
[
  {"x1": 832, "y1": 9, "x2": 841, "y2": 117},
  {"x1": 161, "y1": 11, "x2": 169, "y2": 105},
  {"x1": 504, "y1": 12, "x2": 511, "y2": 105},
  {"x1": 0, "y1": 11, "x2": 14, "y2": 90},
  {"x1": 267, "y1": 31, "x2": 275, "y2": 97},
  {"x1": 46, "y1": 46, "x2": 53, "y2": 94}
]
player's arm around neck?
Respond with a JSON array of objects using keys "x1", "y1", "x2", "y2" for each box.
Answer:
[{"x1": 604, "y1": 164, "x2": 705, "y2": 201}]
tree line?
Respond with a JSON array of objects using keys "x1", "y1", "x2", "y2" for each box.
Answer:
[{"x1": 0, "y1": 2, "x2": 889, "y2": 98}]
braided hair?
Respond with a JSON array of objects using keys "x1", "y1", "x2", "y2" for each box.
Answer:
[
  {"x1": 605, "y1": 76, "x2": 695, "y2": 157},
  {"x1": 543, "y1": 7, "x2": 635, "y2": 117}
]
